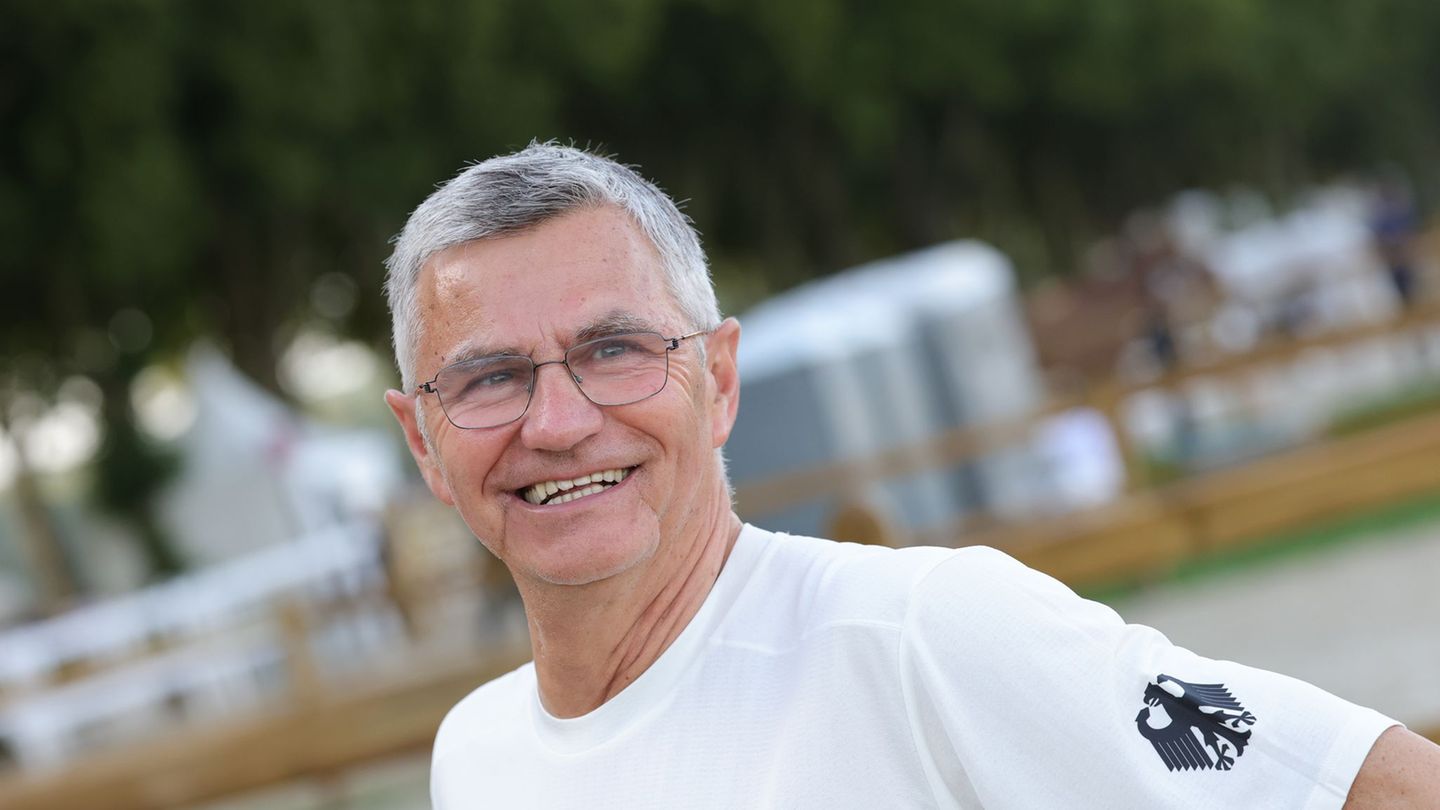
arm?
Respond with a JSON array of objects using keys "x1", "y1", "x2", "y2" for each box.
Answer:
[{"x1": 1343, "y1": 726, "x2": 1440, "y2": 809}]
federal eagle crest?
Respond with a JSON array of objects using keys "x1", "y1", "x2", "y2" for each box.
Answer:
[{"x1": 1134, "y1": 674, "x2": 1257, "y2": 771}]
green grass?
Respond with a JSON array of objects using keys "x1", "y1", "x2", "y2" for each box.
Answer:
[
  {"x1": 1327, "y1": 383, "x2": 1440, "y2": 438},
  {"x1": 1081, "y1": 490, "x2": 1440, "y2": 604},
  {"x1": 1081, "y1": 381, "x2": 1440, "y2": 604}
]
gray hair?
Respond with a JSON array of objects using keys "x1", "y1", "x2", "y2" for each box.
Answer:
[{"x1": 384, "y1": 142, "x2": 721, "y2": 391}]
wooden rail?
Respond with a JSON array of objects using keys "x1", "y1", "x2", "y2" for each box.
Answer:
[
  {"x1": 737, "y1": 299, "x2": 1440, "y2": 564},
  {"x1": 948, "y1": 408, "x2": 1440, "y2": 587},
  {"x1": 734, "y1": 299, "x2": 1440, "y2": 519},
  {"x1": 0, "y1": 644, "x2": 531, "y2": 810}
]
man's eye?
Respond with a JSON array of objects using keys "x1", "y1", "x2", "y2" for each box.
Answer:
[
  {"x1": 452, "y1": 363, "x2": 527, "y2": 397},
  {"x1": 592, "y1": 341, "x2": 632, "y2": 360}
]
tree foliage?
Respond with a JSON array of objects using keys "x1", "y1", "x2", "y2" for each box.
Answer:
[
  {"x1": 2, "y1": 0, "x2": 1439, "y2": 591},
  {"x1": 9, "y1": 0, "x2": 1439, "y2": 364}
]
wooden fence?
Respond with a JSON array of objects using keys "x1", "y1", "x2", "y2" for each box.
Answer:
[
  {"x1": 735, "y1": 299, "x2": 1440, "y2": 590},
  {"x1": 0, "y1": 640, "x2": 530, "y2": 810}
]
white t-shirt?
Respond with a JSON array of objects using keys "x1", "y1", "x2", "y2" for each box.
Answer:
[{"x1": 431, "y1": 525, "x2": 1395, "y2": 809}]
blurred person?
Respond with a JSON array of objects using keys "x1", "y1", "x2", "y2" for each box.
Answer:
[
  {"x1": 1371, "y1": 175, "x2": 1421, "y2": 308},
  {"x1": 383, "y1": 144, "x2": 1440, "y2": 809},
  {"x1": 1124, "y1": 208, "x2": 1221, "y2": 372}
]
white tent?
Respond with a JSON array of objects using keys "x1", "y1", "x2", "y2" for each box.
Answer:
[{"x1": 159, "y1": 344, "x2": 403, "y2": 566}]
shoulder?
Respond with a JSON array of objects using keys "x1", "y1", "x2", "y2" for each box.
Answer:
[
  {"x1": 910, "y1": 543, "x2": 1098, "y2": 607},
  {"x1": 740, "y1": 528, "x2": 1014, "y2": 631},
  {"x1": 903, "y1": 543, "x2": 1129, "y2": 655},
  {"x1": 432, "y1": 661, "x2": 535, "y2": 761}
]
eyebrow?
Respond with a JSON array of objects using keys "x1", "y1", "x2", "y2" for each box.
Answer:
[
  {"x1": 572, "y1": 311, "x2": 661, "y2": 343},
  {"x1": 442, "y1": 310, "x2": 665, "y2": 367}
]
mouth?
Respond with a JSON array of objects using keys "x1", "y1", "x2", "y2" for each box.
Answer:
[{"x1": 518, "y1": 467, "x2": 635, "y2": 506}]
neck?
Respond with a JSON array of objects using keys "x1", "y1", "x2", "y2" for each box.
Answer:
[{"x1": 520, "y1": 487, "x2": 742, "y2": 719}]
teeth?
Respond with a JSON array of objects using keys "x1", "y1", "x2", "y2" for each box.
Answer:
[
  {"x1": 550, "y1": 484, "x2": 606, "y2": 505},
  {"x1": 523, "y1": 468, "x2": 630, "y2": 506}
]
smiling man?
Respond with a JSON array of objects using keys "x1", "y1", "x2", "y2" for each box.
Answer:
[{"x1": 384, "y1": 144, "x2": 1439, "y2": 809}]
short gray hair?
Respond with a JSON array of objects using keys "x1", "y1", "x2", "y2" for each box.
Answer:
[{"x1": 384, "y1": 142, "x2": 721, "y2": 391}]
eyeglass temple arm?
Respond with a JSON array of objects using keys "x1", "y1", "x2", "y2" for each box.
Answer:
[{"x1": 667, "y1": 329, "x2": 711, "y2": 350}]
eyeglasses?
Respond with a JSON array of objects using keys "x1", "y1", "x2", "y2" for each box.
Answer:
[{"x1": 417, "y1": 330, "x2": 708, "y2": 429}]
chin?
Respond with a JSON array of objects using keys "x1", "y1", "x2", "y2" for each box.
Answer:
[
  {"x1": 529, "y1": 548, "x2": 654, "y2": 587},
  {"x1": 516, "y1": 524, "x2": 661, "y2": 587}
]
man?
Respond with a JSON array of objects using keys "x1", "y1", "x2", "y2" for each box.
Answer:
[{"x1": 384, "y1": 143, "x2": 1440, "y2": 808}]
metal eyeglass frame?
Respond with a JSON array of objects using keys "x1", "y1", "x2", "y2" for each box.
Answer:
[{"x1": 415, "y1": 329, "x2": 709, "y2": 429}]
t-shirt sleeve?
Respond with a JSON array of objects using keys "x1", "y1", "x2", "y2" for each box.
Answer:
[{"x1": 897, "y1": 547, "x2": 1398, "y2": 810}]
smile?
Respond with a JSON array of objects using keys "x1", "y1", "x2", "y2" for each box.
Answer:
[{"x1": 520, "y1": 467, "x2": 633, "y2": 506}]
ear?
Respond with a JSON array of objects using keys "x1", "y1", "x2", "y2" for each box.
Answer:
[
  {"x1": 384, "y1": 388, "x2": 455, "y2": 506},
  {"x1": 705, "y1": 317, "x2": 742, "y2": 449}
]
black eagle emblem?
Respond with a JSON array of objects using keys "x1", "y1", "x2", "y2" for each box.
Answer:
[{"x1": 1135, "y1": 674, "x2": 1257, "y2": 771}]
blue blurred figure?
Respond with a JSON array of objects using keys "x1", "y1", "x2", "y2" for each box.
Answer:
[{"x1": 1372, "y1": 175, "x2": 1421, "y2": 308}]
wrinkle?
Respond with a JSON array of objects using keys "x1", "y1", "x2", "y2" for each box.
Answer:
[{"x1": 602, "y1": 510, "x2": 726, "y2": 701}]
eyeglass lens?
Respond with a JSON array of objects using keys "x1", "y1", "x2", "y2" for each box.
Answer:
[{"x1": 433, "y1": 332, "x2": 673, "y2": 428}]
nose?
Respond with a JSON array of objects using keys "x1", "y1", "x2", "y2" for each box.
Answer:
[{"x1": 519, "y1": 361, "x2": 604, "y2": 451}]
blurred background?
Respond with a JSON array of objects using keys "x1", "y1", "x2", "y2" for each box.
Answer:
[{"x1": 3, "y1": 0, "x2": 1440, "y2": 807}]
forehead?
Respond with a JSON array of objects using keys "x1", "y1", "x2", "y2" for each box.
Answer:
[{"x1": 415, "y1": 206, "x2": 679, "y2": 366}]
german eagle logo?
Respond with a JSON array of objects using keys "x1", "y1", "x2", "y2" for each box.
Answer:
[{"x1": 1135, "y1": 674, "x2": 1257, "y2": 771}]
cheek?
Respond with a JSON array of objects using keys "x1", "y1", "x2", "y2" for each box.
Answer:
[
  {"x1": 649, "y1": 394, "x2": 713, "y2": 477},
  {"x1": 436, "y1": 434, "x2": 512, "y2": 502}
]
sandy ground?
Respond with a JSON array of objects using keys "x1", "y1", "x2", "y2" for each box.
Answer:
[
  {"x1": 1109, "y1": 521, "x2": 1440, "y2": 731},
  {"x1": 189, "y1": 753, "x2": 431, "y2": 810}
]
